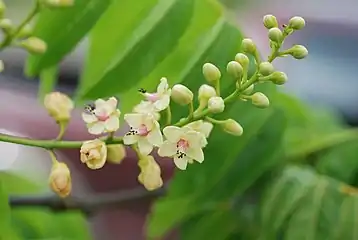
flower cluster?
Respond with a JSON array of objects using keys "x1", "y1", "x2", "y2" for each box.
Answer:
[{"x1": 41, "y1": 14, "x2": 308, "y2": 198}]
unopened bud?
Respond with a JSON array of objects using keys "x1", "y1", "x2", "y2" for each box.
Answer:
[
  {"x1": 202, "y1": 63, "x2": 221, "y2": 83},
  {"x1": 107, "y1": 144, "x2": 126, "y2": 164},
  {"x1": 241, "y1": 38, "x2": 256, "y2": 54},
  {"x1": 287, "y1": 45, "x2": 308, "y2": 59},
  {"x1": 263, "y1": 14, "x2": 278, "y2": 29},
  {"x1": 270, "y1": 71, "x2": 288, "y2": 85},
  {"x1": 251, "y1": 92, "x2": 270, "y2": 108},
  {"x1": 0, "y1": 60, "x2": 4, "y2": 72},
  {"x1": 268, "y1": 27, "x2": 283, "y2": 43},
  {"x1": 138, "y1": 156, "x2": 163, "y2": 191},
  {"x1": 221, "y1": 119, "x2": 243, "y2": 136},
  {"x1": 0, "y1": 1, "x2": 6, "y2": 17},
  {"x1": 49, "y1": 162, "x2": 71, "y2": 198},
  {"x1": 0, "y1": 19, "x2": 12, "y2": 32},
  {"x1": 259, "y1": 62, "x2": 274, "y2": 76},
  {"x1": 235, "y1": 53, "x2": 249, "y2": 70},
  {"x1": 198, "y1": 84, "x2": 216, "y2": 103},
  {"x1": 171, "y1": 84, "x2": 193, "y2": 105},
  {"x1": 44, "y1": 0, "x2": 74, "y2": 7},
  {"x1": 21, "y1": 37, "x2": 47, "y2": 54},
  {"x1": 242, "y1": 84, "x2": 254, "y2": 95},
  {"x1": 208, "y1": 96, "x2": 225, "y2": 113},
  {"x1": 17, "y1": 24, "x2": 32, "y2": 39},
  {"x1": 227, "y1": 61, "x2": 243, "y2": 79},
  {"x1": 288, "y1": 16, "x2": 305, "y2": 30},
  {"x1": 44, "y1": 92, "x2": 74, "y2": 122}
]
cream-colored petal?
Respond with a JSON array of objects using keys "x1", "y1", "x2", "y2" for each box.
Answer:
[
  {"x1": 94, "y1": 98, "x2": 106, "y2": 109},
  {"x1": 105, "y1": 115, "x2": 120, "y2": 132},
  {"x1": 202, "y1": 121, "x2": 214, "y2": 138},
  {"x1": 88, "y1": 122, "x2": 105, "y2": 135},
  {"x1": 138, "y1": 138, "x2": 153, "y2": 155},
  {"x1": 163, "y1": 126, "x2": 183, "y2": 142},
  {"x1": 154, "y1": 112, "x2": 161, "y2": 121},
  {"x1": 186, "y1": 147, "x2": 204, "y2": 163},
  {"x1": 185, "y1": 131, "x2": 204, "y2": 149},
  {"x1": 173, "y1": 156, "x2": 188, "y2": 170},
  {"x1": 86, "y1": 159, "x2": 106, "y2": 169},
  {"x1": 157, "y1": 141, "x2": 177, "y2": 157},
  {"x1": 107, "y1": 97, "x2": 118, "y2": 111},
  {"x1": 82, "y1": 112, "x2": 98, "y2": 124},
  {"x1": 147, "y1": 127, "x2": 163, "y2": 146},
  {"x1": 154, "y1": 94, "x2": 170, "y2": 111},
  {"x1": 143, "y1": 114, "x2": 155, "y2": 131},
  {"x1": 157, "y1": 77, "x2": 168, "y2": 94},
  {"x1": 123, "y1": 134, "x2": 139, "y2": 145},
  {"x1": 124, "y1": 113, "x2": 143, "y2": 128}
]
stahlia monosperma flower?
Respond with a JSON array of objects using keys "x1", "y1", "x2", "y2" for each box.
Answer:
[{"x1": 39, "y1": 14, "x2": 308, "y2": 197}]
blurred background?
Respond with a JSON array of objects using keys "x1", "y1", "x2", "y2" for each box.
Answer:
[{"x1": 0, "y1": 0, "x2": 357, "y2": 239}]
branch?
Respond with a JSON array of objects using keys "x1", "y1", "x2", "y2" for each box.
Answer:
[{"x1": 9, "y1": 186, "x2": 166, "y2": 215}]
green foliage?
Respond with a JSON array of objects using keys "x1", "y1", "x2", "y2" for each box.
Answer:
[{"x1": 0, "y1": 173, "x2": 91, "y2": 239}]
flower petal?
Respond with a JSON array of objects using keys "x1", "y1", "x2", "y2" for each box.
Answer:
[
  {"x1": 154, "y1": 94, "x2": 170, "y2": 111},
  {"x1": 124, "y1": 113, "x2": 143, "y2": 128},
  {"x1": 94, "y1": 98, "x2": 106, "y2": 109},
  {"x1": 123, "y1": 134, "x2": 139, "y2": 145},
  {"x1": 82, "y1": 112, "x2": 97, "y2": 124},
  {"x1": 163, "y1": 126, "x2": 182, "y2": 142},
  {"x1": 138, "y1": 138, "x2": 154, "y2": 155},
  {"x1": 202, "y1": 122, "x2": 214, "y2": 138},
  {"x1": 86, "y1": 159, "x2": 106, "y2": 170},
  {"x1": 185, "y1": 131, "x2": 204, "y2": 149},
  {"x1": 105, "y1": 115, "x2": 120, "y2": 132},
  {"x1": 173, "y1": 156, "x2": 188, "y2": 170},
  {"x1": 157, "y1": 77, "x2": 168, "y2": 94},
  {"x1": 186, "y1": 147, "x2": 204, "y2": 163},
  {"x1": 88, "y1": 122, "x2": 105, "y2": 135},
  {"x1": 147, "y1": 128, "x2": 163, "y2": 146},
  {"x1": 157, "y1": 141, "x2": 177, "y2": 157}
]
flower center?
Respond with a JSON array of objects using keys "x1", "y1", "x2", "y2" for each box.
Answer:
[
  {"x1": 176, "y1": 139, "x2": 189, "y2": 159},
  {"x1": 126, "y1": 125, "x2": 149, "y2": 137},
  {"x1": 95, "y1": 110, "x2": 110, "y2": 121},
  {"x1": 145, "y1": 93, "x2": 160, "y2": 102}
]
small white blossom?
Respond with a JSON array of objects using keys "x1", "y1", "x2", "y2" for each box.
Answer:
[
  {"x1": 158, "y1": 126, "x2": 206, "y2": 170},
  {"x1": 82, "y1": 97, "x2": 120, "y2": 135},
  {"x1": 123, "y1": 113, "x2": 163, "y2": 155},
  {"x1": 185, "y1": 120, "x2": 213, "y2": 146},
  {"x1": 133, "y1": 100, "x2": 160, "y2": 121},
  {"x1": 140, "y1": 77, "x2": 171, "y2": 111}
]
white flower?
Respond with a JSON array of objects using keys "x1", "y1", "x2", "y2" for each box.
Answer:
[
  {"x1": 185, "y1": 120, "x2": 213, "y2": 147},
  {"x1": 140, "y1": 77, "x2": 171, "y2": 111},
  {"x1": 82, "y1": 97, "x2": 120, "y2": 135},
  {"x1": 158, "y1": 126, "x2": 206, "y2": 170},
  {"x1": 133, "y1": 100, "x2": 160, "y2": 121},
  {"x1": 123, "y1": 113, "x2": 163, "y2": 155},
  {"x1": 80, "y1": 139, "x2": 107, "y2": 170}
]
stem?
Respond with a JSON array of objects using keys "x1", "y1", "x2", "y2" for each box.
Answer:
[
  {"x1": 166, "y1": 105, "x2": 172, "y2": 126},
  {"x1": 188, "y1": 101, "x2": 194, "y2": 120},
  {"x1": 215, "y1": 80, "x2": 220, "y2": 96},
  {"x1": 48, "y1": 150, "x2": 58, "y2": 164},
  {"x1": 205, "y1": 116, "x2": 224, "y2": 125},
  {"x1": 0, "y1": 0, "x2": 41, "y2": 49},
  {"x1": 55, "y1": 121, "x2": 67, "y2": 140}
]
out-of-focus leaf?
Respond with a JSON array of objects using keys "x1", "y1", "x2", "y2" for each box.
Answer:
[
  {"x1": 77, "y1": 0, "x2": 196, "y2": 99},
  {"x1": 38, "y1": 65, "x2": 58, "y2": 101},
  {"x1": 25, "y1": 0, "x2": 113, "y2": 76},
  {"x1": 0, "y1": 177, "x2": 11, "y2": 239}
]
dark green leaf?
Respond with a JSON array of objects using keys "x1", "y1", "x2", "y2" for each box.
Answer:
[{"x1": 25, "y1": 0, "x2": 113, "y2": 76}]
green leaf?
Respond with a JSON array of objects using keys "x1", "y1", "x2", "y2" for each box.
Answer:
[
  {"x1": 0, "y1": 178, "x2": 11, "y2": 239},
  {"x1": 38, "y1": 65, "x2": 58, "y2": 101},
  {"x1": 25, "y1": 0, "x2": 113, "y2": 76},
  {"x1": 77, "y1": 0, "x2": 196, "y2": 99}
]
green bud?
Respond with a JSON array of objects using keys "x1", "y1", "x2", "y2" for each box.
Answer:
[
  {"x1": 171, "y1": 84, "x2": 193, "y2": 105},
  {"x1": 0, "y1": 1, "x2": 6, "y2": 17},
  {"x1": 241, "y1": 38, "x2": 256, "y2": 54},
  {"x1": 242, "y1": 84, "x2": 254, "y2": 95},
  {"x1": 259, "y1": 62, "x2": 274, "y2": 76},
  {"x1": 268, "y1": 27, "x2": 283, "y2": 43},
  {"x1": 107, "y1": 144, "x2": 126, "y2": 164},
  {"x1": 251, "y1": 92, "x2": 270, "y2": 108},
  {"x1": 263, "y1": 14, "x2": 278, "y2": 29},
  {"x1": 234, "y1": 53, "x2": 249, "y2": 70},
  {"x1": 44, "y1": 0, "x2": 74, "y2": 7},
  {"x1": 202, "y1": 63, "x2": 221, "y2": 83},
  {"x1": 208, "y1": 96, "x2": 225, "y2": 113},
  {"x1": 288, "y1": 16, "x2": 305, "y2": 30},
  {"x1": 287, "y1": 45, "x2": 308, "y2": 59},
  {"x1": 20, "y1": 37, "x2": 47, "y2": 54},
  {"x1": 0, "y1": 19, "x2": 12, "y2": 32},
  {"x1": 221, "y1": 119, "x2": 244, "y2": 136},
  {"x1": 270, "y1": 71, "x2": 288, "y2": 85},
  {"x1": 17, "y1": 24, "x2": 32, "y2": 39},
  {"x1": 226, "y1": 61, "x2": 243, "y2": 79}
]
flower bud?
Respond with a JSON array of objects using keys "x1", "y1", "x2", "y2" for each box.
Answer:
[
  {"x1": 171, "y1": 84, "x2": 193, "y2": 105},
  {"x1": 80, "y1": 139, "x2": 107, "y2": 169},
  {"x1": 288, "y1": 16, "x2": 305, "y2": 30},
  {"x1": 20, "y1": 37, "x2": 47, "y2": 54},
  {"x1": 44, "y1": 92, "x2": 74, "y2": 122},
  {"x1": 0, "y1": 1, "x2": 6, "y2": 17},
  {"x1": 138, "y1": 156, "x2": 163, "y2": 191},
  {"x1": 49, "y1": 162, "x2": 71, "y2": 198},
  {"x1": 241, "y1": 38, "x2": 256, "y2": 54},
  {"x1": 259, "y1": 62, "x2": 274, "y2": 76},
  {"x1": 270, "y1": 71, "x2": 288, "y2": 85},
  {"x1": 226, "y1": 61, "x2": 243, "y2": 79},
  {"x1": 202, "y1": 63, "x2": 221, "y2": 83},
  {"x1": 0, "y1": 19, "x2": 12, "y2": 32},
  {"x1": 235, "y1": 53, "x2": 249, "y2": 70},
  {"x1": 198, "y1": 84, "x2": 216, "y2": 103},
  {"x1": 287, "y1": 45, "x2": 308, "y2": 59},
  {"x1": 107, "y1": 144, "x2": 126, "y2": 164},
  {"x1": 251, "y1": 92, "x2": 270, "y2": 108},
  {"x1": 242, "y1": 84, "x2": 254, "y2": 95},
  {"x1": 263, "y1": 14, "x2": 278, "y2": 29},
  {"x1": 221, "y1": 119, "x2": 243, "y2": 136},
  {"x1": 268, "y1": 27, "x2": 283, "y2": 43},
  {"x1": 208, "y1": 96, "x2": 225, "y2": 113},
  {"x1": 17, "y1": 24, "x2": 32, "y2": 39},
  {"x1": 44, "y1": 0, "x2": 74, "y2": 7}
]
